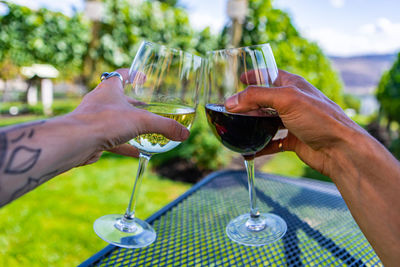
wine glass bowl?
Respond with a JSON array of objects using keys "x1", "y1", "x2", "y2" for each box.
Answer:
[
  {"x1": 205, "y1": 104, "x2": 281, "y2": 156},
  {"x1": 129, "y1": 103, "x2": 196, "y2": 154},
  {"x1": 93, "y1": 41, "x2": 203, "y2": 248},
  {"x1": 205, "y1": 43, "x2": 287, "y2": 246}
]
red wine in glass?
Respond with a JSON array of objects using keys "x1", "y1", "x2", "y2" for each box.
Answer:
[{"x1": 205, "y1": 104, "x2": 281, "y2": 156}]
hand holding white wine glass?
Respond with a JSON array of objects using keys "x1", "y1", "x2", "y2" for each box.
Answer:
[
  {"x1": 93, "y1": 41, "x2": 203, "y2": 248},
  {"x1": 205, "y1": 43, "x2": 287, "y2": 246}
]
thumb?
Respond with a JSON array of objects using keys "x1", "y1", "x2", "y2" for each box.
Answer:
[
  {"x1": 225, "y1": 85, "x2": 300, "y2": 114},
  {"x1": 137, "y1": 111, "x2": 191, "y2": 141}
]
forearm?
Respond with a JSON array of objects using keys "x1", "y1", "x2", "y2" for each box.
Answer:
[
  {"x1": 0, "y1": 114, "x2": 101, "y2": 206},
  {"x1": 329, "y1": 129, "x2": 400, "y2": 266}
]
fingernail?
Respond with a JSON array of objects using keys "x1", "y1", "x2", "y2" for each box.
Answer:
[
  {"x1": 181, "y1": 128, "x2": 190, "y2": 140},
  {"x1": 225, "y1": 95, "x2": 238, "y2": 110}
]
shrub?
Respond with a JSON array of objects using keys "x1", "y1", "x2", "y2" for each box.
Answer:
[
  {"x1": 51, "y1": 99, "x2": 80, "y2": 116},
  {"x1": 390, "y1": 138, "x2": 400, "y2": 160},
  {"x1": 343, "y1": 94, "x2": 361, "y2": 112},
  {"x1": 0, "y1": 98, "x2": 80, "y2": 116},
  {"x1": 377, "y1": 52, "x2": 400, "y2": 127}
]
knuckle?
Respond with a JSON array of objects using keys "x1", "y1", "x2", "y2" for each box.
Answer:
[
  {"x1": 242, "y1": 86, "x2": 260, "y2": 102},
  {"x1": 288, "y1": 73, "x2": 306, "y2": 84},
  {"x1": 281, "y1": 85, "x2": 297, "y2": 96},
  {"x1": 280, "y1": 86, "x2": 301, "y2": 106},
  {"x1": 134, "y1": 109, "x2": 151, "y2": 131},
  {"x1": 247, "y1": 85, "x2": 261, "y2": 95},
  {"x1": 284, "y1": 85, "x2": 298, "y2": 93}
]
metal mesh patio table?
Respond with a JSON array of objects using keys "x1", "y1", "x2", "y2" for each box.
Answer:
[{"x1": 80, "y1": 170, "x2": 381, "y2": 266}]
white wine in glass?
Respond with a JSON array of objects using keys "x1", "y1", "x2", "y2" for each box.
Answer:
[{"x1": 130, "y1": 103, "x2": 196, "y2": 154}]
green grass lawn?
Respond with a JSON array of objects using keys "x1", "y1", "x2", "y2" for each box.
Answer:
[
  {"x1": 0, "y1": 115, "x2": 47, "y2": 127},
  {"x1": 0, "y1": 154, "x2": 190, "y2": 266}
]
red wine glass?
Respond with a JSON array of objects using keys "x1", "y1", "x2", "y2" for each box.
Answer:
[{"x1": 204, "y1": 43, "x2": 287, "y2": 246}]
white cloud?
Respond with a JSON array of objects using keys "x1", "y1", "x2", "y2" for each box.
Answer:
[
  {"x1": 8, "y1": 0, "x2": 39, "y2": 9},
  {"x1": 360, "y1": 18, "x2": 400, "y2": 35},
  {"x1": 179, "y1": 0, "x2": 228, "y2": 33},
  {"x1": 7, "y1": 0, "x2": 40, "y2": 9},
  {"x1": 7, "y1": 0, "x2": 84, "y2": 16},
  {"x1": 304, "y1": 17, "x2": 400, "y2": 56},
  {"x1": 0, "y1": 2, "x2": 9, "y2": 15},
  {"x1": 188, "y1": 11, "x2": 226, "y2": 34},
  {"x1": 329, "y1": 0, "x2": 345, "y2": 8}
]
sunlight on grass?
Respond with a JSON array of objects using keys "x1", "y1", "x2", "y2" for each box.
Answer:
[
  {"x1": 0, "y1": 115, "x2": 47, "y2": 127},
  {"x1": 0, "y1": 155, "x2": 190, "y2": 266},
  {"x1": 261, "y1": 152, "x2": 331, "y2": 182},
  {"x1": 261, "y1": 152, "x2": 306, "y2": 177}
]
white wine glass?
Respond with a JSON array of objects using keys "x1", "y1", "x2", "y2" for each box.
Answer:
[
  {"x1": 93, "y1": 41, "x2": 203, "y2": 248},
  {"x1": 205, "y1": 43, "x2": 287, "y2": 246}
]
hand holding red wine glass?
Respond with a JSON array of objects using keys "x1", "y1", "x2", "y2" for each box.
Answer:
[{"x1": 205, "y1": 44, "x2": 287, "y2": 246}]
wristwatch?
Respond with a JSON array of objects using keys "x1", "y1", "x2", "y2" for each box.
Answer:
[{"x1": 100, "y1": 72, "x2": 124, "y2": 84}]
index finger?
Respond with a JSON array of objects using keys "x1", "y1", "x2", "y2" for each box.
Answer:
[
  {"x1": 116, "y1": 68, "x2": 147, "y2": 85},
  {"x1": 240, "y1": 68, "x2": 305, "y2": 85},
  {"x1": 225, "y1": 85, "x2": 305, "y2": 116},
  {"x1": 115, "y1": 68, "x2": 129, "y2": 82},
  {"x1": 276, "y1": 70, "x2": 329, "y2": 99},
  {"x1": 239, "y1": 68, "x2": 275, "y2": 86},
  {"x1": 240, "y1": 69, "x2": 297, "y2": 86},
  {"x1": 242, "y1": 69, "x2": 327, "y2": 99}
]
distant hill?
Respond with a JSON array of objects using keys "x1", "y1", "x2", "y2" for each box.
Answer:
[{"x1": 330, "y1": 54, "x2": 397, "y2": 95}]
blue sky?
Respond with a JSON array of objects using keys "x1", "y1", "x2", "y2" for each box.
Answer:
[{"x1": 3, "y1": 0, "x2": 400, "y2": 56}]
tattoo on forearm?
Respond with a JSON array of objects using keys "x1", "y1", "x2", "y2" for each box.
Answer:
[
  {"x1": 11, "y1": 132, "x2": 26, "y2": 143},
  {"x1": 4, "y1": 170, "x2": 59, "y2": 206},
  {"x1": 0, "y1": 120, "x2": 52, "y2": 206},
  {"x1": 28, "y1": 129, "x2": 35, "y2": 139},
  {"x1": 4, "y1": 146, "x2": 41, "y2": 174},
  {"x1": 0, "y1": 120, "x2": 45, "y2": 175}
]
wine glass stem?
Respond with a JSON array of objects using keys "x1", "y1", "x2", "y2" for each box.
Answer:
[
  {"x1": 124, "y1": 152, "x2": 152, "y2": 220},
  {"x1": 244, "y1": 157, "x2": 260, "y2": 218}
]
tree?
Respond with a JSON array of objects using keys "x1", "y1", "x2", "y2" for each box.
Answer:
[
  {"x1": 220, "y1": 0, "x2": 344, "y2": 105},
  {"x1": 376, "y1": 52, "x2": 400, "y2": 159},
  {"x1": 154, "y1": 0, "x2": 178, "y2": 6},
  {"x1": 0, "y1": 2, "x2": 90, "y2": 80},
  {"x1": 80, "y1": 0, "x2": 217, "y2": 87},
  {"x1": 377, "y1": 52, "x2": 400, "y2": 128}
]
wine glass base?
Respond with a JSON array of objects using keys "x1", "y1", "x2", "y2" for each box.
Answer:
[
  {"x1": 226, "y1": 213, "x2": 287, "y2": 246},
  {"x1": 94, "y1": 214, "x2": 156, "y2": 248}
]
